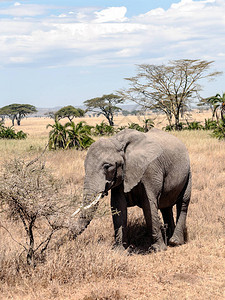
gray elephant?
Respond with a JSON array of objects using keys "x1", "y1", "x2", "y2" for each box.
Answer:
[{"x1": 73, "y1": 128, "x2": 191, "y2": 252}]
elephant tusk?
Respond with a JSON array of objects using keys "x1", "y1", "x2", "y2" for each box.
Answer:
[
  {"x1": 71, "y1": 207, "x2": 81, "y2": 217},
  {"x1": 71, "y1": 193, "x2": 102, "y2": 217}
]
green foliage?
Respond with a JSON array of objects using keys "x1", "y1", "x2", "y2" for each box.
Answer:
[
  {"x1": 143, "y1": 119, "x2": 155, "y2": 132},
  {"x1": 164, "y1": 118, "x2": 224, "y2": 137},
  {"x1": 65, "y1": 121, "x2": 94, "y2": 149},
  {"x1": 185, "y1": 121, "x2": 204, "y2": 130},
  {"x1": 201, "y1": 92, "x2": 225, "y2": 121},
  {"x1": 55, "y1": 105, "x2": 85, "y2": 122},
  {"x1": 93, "y1": 121, "x2": 115, "y2": 136},
  {"x1": 47, "y1": 118, "x2": 68, "y2": 150},
  {"x1": 116, "y1": 119, "x2": 154, "y2": 133},
  {"x1": 204, "y1": 118, "x2": 218, "y2": 130},
  {"x1": 164, "y1": 122, "x2": 203, "y2": 131},
  {"x1": 116, "y1": 125, "x2": 127, "y2": 132},
  {"x1": 127, "y1": 119, "x2": 154, "y2": 132},
  {"x1": 211, "y1": 119, "x2": 225, "y2": 140},
  {"x1": 127, "y1": 122, "x2": 145, "y2": 132},
  {"x1": 47, "y1": 119, "x2": 94, "y2": 150},
  {"x1": 0, "y1": 123, "x2": 27, "y2": 139},
  {"x1": 164, "y1": 121, "x2": 208, "y2": 131},
  {"x1": 164, "y1": 123, "x2": 185, "y2": 131}
]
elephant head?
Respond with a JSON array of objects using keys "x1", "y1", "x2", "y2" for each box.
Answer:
[{"x1": 72, "y1": 129, "x2": 162, "y2": 237}]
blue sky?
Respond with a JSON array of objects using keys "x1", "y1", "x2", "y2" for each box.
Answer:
[{"x1": 0, "y1": 0, "x2": 224, "y2": 108}]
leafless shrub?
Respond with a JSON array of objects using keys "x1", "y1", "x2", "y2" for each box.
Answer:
[{"x1": 0, "y1": 158, "x2": 79, "y2": 267}]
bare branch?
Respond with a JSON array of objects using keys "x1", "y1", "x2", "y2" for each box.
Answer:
[{"x1": 0, "y1": 223, "x2": 27, "y2": 251}]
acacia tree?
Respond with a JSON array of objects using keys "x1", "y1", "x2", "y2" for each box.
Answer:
[
  {"x1": 84, "y1": 94, "x2": 124, "y2": 126},
  {"x1": 55, "y1": 105, "x2": 85, "y2": 122},
  {"x1": 0, "y1": 104, "x2": 37, "y2": 126},
  {"x1": 120, "y1": 59, "x2": 222, "y2": 130}
]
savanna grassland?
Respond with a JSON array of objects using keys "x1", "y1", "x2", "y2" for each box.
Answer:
[{"x1": 0, "y1": 112, "x2": 225, "y2": 299}]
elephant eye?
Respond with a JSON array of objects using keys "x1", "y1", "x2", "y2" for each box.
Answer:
[{"x1": 103, "y1": 163, "x2": 112, "y2": 170}]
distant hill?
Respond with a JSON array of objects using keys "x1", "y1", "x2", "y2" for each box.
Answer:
[{"x1": 30, "y1": 104, "x2": 139, "y2": 117}]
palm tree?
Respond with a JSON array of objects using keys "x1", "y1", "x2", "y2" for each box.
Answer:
[
  {"x1": 47, "y1": 118, "x2": 68, "y2": 150},
  {"x1": 65, "y1": 121, "x2": 94, "y2": 150},
  {"x1": 206, "y1": 92, "x2": 225, "y2": 122}
]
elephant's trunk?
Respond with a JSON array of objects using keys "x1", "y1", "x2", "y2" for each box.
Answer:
[{"x1": 70, "y1": 192, "x2": 102, "y2": 239}]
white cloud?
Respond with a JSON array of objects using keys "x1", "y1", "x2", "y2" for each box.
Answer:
[
  {"x1": 94, "y1": 6, "x2": 127, "y2": 23},
  {"x1": 14, "y1": 2, "x2": 21, "y2": 7},
  {"x1": 0, "y1": 3, "x2": 47, "y2": 17},
  {"x1": 9, "y1": 56, "x2": 30, "y2": 63},
  {"x1": 0, "y1": 0, "x2": 224, "y2": 70}
]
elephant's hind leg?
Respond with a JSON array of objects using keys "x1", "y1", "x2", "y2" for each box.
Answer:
[
  {"x1": 169, "y1": 172, "x2": 191, "y2": 246},
  {"x1": 160, "y1": 207, "x2": 175, "y2": 243}
]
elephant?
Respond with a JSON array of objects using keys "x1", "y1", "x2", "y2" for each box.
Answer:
[{"x1": 72, "y1": 128, "x2": 191, "y2": 252}]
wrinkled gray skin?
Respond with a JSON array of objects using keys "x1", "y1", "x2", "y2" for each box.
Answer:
[{"x1": 74, "y1": 129, "x2": 191, "y2": 252}]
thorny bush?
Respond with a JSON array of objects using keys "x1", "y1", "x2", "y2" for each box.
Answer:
[{"x1": 0, "y1": 158, "x2": 80, "y2": 267}]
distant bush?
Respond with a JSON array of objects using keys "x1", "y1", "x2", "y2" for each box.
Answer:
[
  {"x1": 185, "y1": 121, "x2": 204, "y2": 130},
  {"x1": 65, "y1": 121, "x2": 94, "y2": 149},
  {"x1": 143, "y1": 119, "x2": 155, "y2": 132},
  {"x1": 127, "y1": 122, "x2": 144, "y2": 132},
  {"x1": 164, "y1": 120, "x2": 216, "y2": 131},
  {"x1": 211, "y1": 119, "x2": 225, "y2": 140},
  {"x1": 163, "y1": 118, "x2": 225, "y2": 140},
  {"x1": 127, "y1": 119, "x2": 154, "y2": 132},
  {"x1": 47, "y1": 119, "x2": 94, "y2": 150},
  {"x1": 0, "y1": 123, "x2": 27, "y2": 139},
  {"x1": 92, "y1": 121, "x2": 115, "y2": 136},
  {"x1": 164, "y1": 122, "x2": 186, "y2": 131},
  {"x1": 204, "y1": 118, "x2": 218, "y2": 130}
]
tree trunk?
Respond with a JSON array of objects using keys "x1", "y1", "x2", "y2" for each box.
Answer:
[
  {"x1": 174, "y1": 106, "x2": 181, "y2": 130},
  {"x1": 107, "y1": 114, "x2": 114, "y2": 126},
  {"x1": 11, "y1": 116, "x2": 15, "y2": 126},
  {"x1": 109, "y1": 119, "x2": 114, "y2": 126},
  {"x1": 221, "y1": 107, "x2": 225, "y2": 121},
  {"x1": 27, "y1": 217, "x2": 36, "y2": 267},
  {"x1": 165, "y1": 112, "x2": 172, "y2": 127},
  {"x1": 16, "y1": 117, "x2": 21, "y2": 126}
]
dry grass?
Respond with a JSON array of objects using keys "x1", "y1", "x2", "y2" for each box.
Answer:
[{"x1": 0, "y1": 112, "x2": 225, "y2": 299}]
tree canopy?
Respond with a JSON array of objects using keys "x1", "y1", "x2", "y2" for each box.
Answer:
[
  {"x1": 0, "y1": 104, "x2": 37, "y2": 126},
  {"x1": 120, "y1": 59, "x2": 222, "y2": 129},
  {"x1": 84, "y1": 94, "x2": 124, "y2": 126},
  {"x1": 55, "y1": 105, "x2": 85, "y2": 122},
  {"x1": 199, "y1": 92, "x2": 225, "y2": 121}
]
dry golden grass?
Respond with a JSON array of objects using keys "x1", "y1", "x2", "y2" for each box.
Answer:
[{"x1": 0, "y1": 112, "x2": 225, "y2": 300}]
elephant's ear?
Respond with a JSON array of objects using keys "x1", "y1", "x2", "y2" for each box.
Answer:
[{"x1": 115, "y1": 130, "x2": 163, "y2": 193}]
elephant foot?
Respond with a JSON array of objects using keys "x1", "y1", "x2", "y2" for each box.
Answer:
[
  {"x1": 126, "y1": 244, "x2": 136, "y2": 255},
  {"x1": 168, "y1": 235, "x2": 184, "y2": 247},
  {"x1": 169, "y1": 227, "x2": 188, "y2": 246},
  {"x1": 149, "y1": 241, "x2": 167, "y2": 253}
]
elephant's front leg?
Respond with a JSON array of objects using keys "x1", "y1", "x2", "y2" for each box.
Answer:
[
  {"x1": 142, "y1": 193, "x2": 167, "y2": 252},
  {"x1": 111, "y1": 185, "x2": 128, "y2": 249}
]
